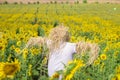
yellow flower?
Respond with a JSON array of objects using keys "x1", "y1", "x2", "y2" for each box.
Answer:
[
  {"x1": 65, "y1": 59, "x2": 84, "y2": 80},
  {"x1": 70, "y1": 36, "x2": 77, "y2": 42},
  {"x1": 15, "y1": 48, "x2": 20, "y2": 54},
  {"x1": 30, "y1": 48, "x2": 40, "y2": 55},
  {"x1": 94, "y1": 59, "x2": 100, "y2": 65},
  {"x1": 112, "y1": 73, "x2": 120, "y2": 80},
  {"x1": 100, "y1": 63, "x2": 105, "y2": 72},
  {"x1": 65, "y1": 74, "x2": 73, "y2": 80},
  {"x1": 112, "y1": 77, "x2": 116, "y2": 80},
  {"x1": 0, "y1": 45, "x2": 5, "y2": 51},
  {"x1": 10, "y1": 45, "x2": 15, "y2": 50},
  {"x1": 116, "y1": 65, "x2": 120, "y2": 73},
  {"x1": 114, "y1": 51, "x2": 119, "y2": 58},
  {"x1": 0, "y1": 59, "x2": 20, "y2": 79},
  {"x1": 23, "y1": 49, "x2": 28, "y2": 59},
  {"x1": 7, "y1": 54, "x2": 12, "y2": 61},
  {"x1": 16, "y1": 41, "x2": 21, "y2": 47},
  {"x1": 100, "y1": 53, "x2": 107, "y2": 60},
  {"x1": 50, "y1": 72, "x2": 59, "y2": 80},
  {"x1": 42, "y1": 57, "x2": 47, "y2": 64},
  {"x1": 68, "y1": 60, "x2": 73, "y2": 64},
  {"x1": 28, "y1": 64, "x2": 32, "y2": 76},
  {"x1": 53, "y1": 73, "x2": 59, "y2": 78},
  {"x1": 103, "y1": 47, "x2": 109, "y2": 52},
  {"x1": 0, "y1": 32, "x2": 3, "y2": 38},
  {"x1": 116, "y1": 74, "x2": 120, "y2": 80}
]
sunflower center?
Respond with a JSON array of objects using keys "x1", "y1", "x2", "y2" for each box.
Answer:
[{"x1": 3, "y1": 64, "x2": 18, "y2": 75}]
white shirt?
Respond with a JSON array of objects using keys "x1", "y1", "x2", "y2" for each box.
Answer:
[{"x1": 48, "y1": 42, "x2": 76, "y2": 77}]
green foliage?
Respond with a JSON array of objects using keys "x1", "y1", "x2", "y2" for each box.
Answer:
[
  {"x1": 37, "y1": 26, "x2": 45, "y2": 37},
  {"x1": 83, "y1": 0, "x2": 87, "y2": 3},
  {"x1": 15, "y1": 46, "x2": 48, "y2": 79},
  {"x1": 53, "y1": 20, "x2": 59, "y2": 27},
  {"x1": 39, "y1": 76, "x2": 49, "y2": 80},
  {"x1": 16, "y1": 28, "x2": 20, "y2": 34},
  {"x1": 3, "y1": 39, "x2": 16, "y2": 61},
  {"x1": 31, "y1": 17, "x2": 38, "y2": 25},
  {"x1": 72, "y1": 47, "x2": 120, "y2": 80}
]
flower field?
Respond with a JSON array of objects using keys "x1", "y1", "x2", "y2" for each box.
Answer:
[{"x1": 0, "y1": 3, "x2": 120, "y2": 80}]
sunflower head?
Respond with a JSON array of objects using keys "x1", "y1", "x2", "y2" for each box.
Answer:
[
  {"x1": 100, "y1": 53, "x2": 107, "y2": 60},
  {"x1": 0, "y1": 59, "x2": 20, "y2": 79}
]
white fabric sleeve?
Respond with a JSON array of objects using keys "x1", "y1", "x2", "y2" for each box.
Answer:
[{"x1": 72, "y1": 43, "x2": 77, "y2": 53}]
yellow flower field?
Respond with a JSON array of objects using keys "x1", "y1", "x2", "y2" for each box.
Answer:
[{"x1": 0, "y1": 3, "x2": 120, "y2": 80}]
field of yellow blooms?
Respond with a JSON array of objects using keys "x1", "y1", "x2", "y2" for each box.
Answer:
[{"x1": 0, "y1": 3, "x2": 120, "y2": 80}]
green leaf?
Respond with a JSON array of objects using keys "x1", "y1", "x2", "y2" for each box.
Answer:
[{"x1": 32, "y1": 70, "x2": 39, "y2": 76}]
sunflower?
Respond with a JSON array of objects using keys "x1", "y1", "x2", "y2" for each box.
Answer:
[
  {"x1": 28, "y1": 64, "x2": 32, "y2": 76},
  {"x1": 93, "y1": 59, "x2": 100, "y2": 66},
  {"x1": 23, "y1": 49, "x2": 28, "y2": 59},
  {"x1": 0, "y1": 45, "x2": 5, "y2": 51},
  {"x1": 65, "y1": 59, "x2": 84, "y2": 80},
  {"x1": 15, "y1": 48, "x2": 21, "y2": 54},
  {"x1": 10, "y1": 45, "x2": 15, "y2": 50},
  {"x1": 0, "y1": 59, "x2": 20, "y2": 79},
  {"x1": 16, "y1": 41, "x2": 21, "y2": 47},
  {"x1": 116, "y1": 65, "x2": 120, "y2": 73},
  {"x1": 65, "y1": 74, "x2": 73, "y2": 80},
  {"x1": 112, "y1": 74, "x2": 120, "y2": 80},
  {"x1": 114, "y1": 51, "x2": 119, "y2": 58},
  {"x1": 50, "y1": 72, "x2": 59, "y2": 80},
  {"x1": 100, "y1": 53, "x2": 107, "y2": 60}
]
